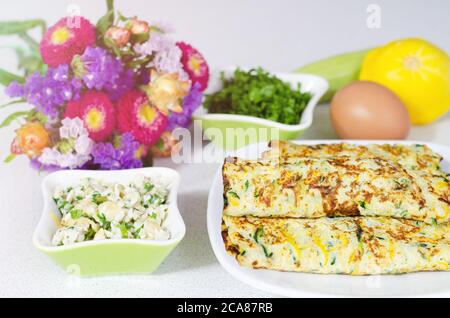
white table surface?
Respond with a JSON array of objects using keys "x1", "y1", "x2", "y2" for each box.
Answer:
[{"x1": 0, "y1": 0, "x2": 449, "y2": 298}]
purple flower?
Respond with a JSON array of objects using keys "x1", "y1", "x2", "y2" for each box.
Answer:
[
  {"x1": 30, "y1": 159, "x2": 61, "y2": 172},
  {"x1": 168, "y1": 82, "x2": 203, "y2": 129},
  {"x1": 74, "y1": 47, "x2": 134, "y2": 101},
  {"x1": 5, "y1": 65, "x2": 81, "y2": 119},
  {"x1": 105, "y1": 68, "x2": 135, "y2": 101},
  {"x1": 91, "y1": 133, "x2": 143, "y2": 170}
]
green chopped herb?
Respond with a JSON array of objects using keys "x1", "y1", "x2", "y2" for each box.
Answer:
[
  {"x1": 261, "y1": 244, "x2": 273, "y2": 258},
  {"x1": 97, "y1": 213, "x2": 111, "y2": 231},
  {"x1": 253, "y1": 226, "x2": 264, "y2": 244},
  {"x1": 431, "y1": 217, "x2": 438, "y2": 226},
  {"x1": 92, "y1": 193, "x2": 107, "y2": 205},
  {"x1": 244, "y1": 180, "x2": 250, "y2": 191},
  {"x1": 358, "y1": 201, "x2": 367, "y2": 209},
  {"x1": 133, "y1": 225, "x2": 144, "y2": 239},
  {"x1": 252, "y1": 226, "x2": 272, "y2": 257},
  {"x1": 356, "y1": 223, "x2": 363, "y2": 242},
  {"x1": 119, "y1": 222, "x2": 132, "y2": 238},
  {"x1": 150, "y1": 212, "x2": 157, "y2": 219},
  {"x1": 84, "y1": 226, "x2": 96, "y2": 241},
  {"x1": 70, "y1": 209, "x2": 83, "y2": 219},
  {"x1": 148, "y1": 194, "x2": 161, "y2": 205},
  {"x1": 330, "y1": 255, "x2": 336, "y2": 265},
  {"x1": 203, "y1": 68, "x2": 312, "y2": 125},
  {"x1": 228, "y1": 191, "x2": 240, "y2": 199},
  {"x1": 144, "y1": 183, "x2": 154, "y2": 192}
]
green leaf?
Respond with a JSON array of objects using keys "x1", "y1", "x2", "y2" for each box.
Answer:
[
  {"x1": 97, "y1": 11, "x2": 114, "y2": 34},
  {"x1": 14, "y1": 47, "x2": 45, "y2": 75},
  {"x1": 116, "y1": 11, "x2": 130, "y2": 23},
  {"x1": 103, "y1": 37, "x2": 122, "y2": 57},
  {"x1": 0, "y1": 111, "x2": 29, "y2": 129},
  {"x1": 155, "y1": 138, "x2": 165, "y2": 151},
  {"x1": 30, "y1": 111, "x2": 48, "y2": 124},
  {"x1": 4, "y1": 153, "x2": 16, "y2": 163},
  {"x1": 18, "y1": 32, "x2": 40, "y2": 53},
  {"x1": 0, "y1": 69, "x2": 25, "y2": 86},
  {"x1": 131, "y1": 32, "x2": 149, "y2": 44},
  {"x1": 0, "y1": 20, "x2": 46, "y2": 36},
  {"x1": 106, "y1": 0, "x2": 115, "y2": 14},
  {"x1": 0, "y1": 99, "x2": 25, "y2": 109}
]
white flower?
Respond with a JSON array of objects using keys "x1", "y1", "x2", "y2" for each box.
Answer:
[
  {"x1": 38, "y1": 117, "x2": 94, "y2": 169},
  {"x1": 75, "y1": 134, "x2": 93, "y2": 155},
  {"x1": 134, "y1": 33, "x2": 189, "y2": 81},
  {"x1": 151, "y1": 19, "x2": 174, "y2": 33}
]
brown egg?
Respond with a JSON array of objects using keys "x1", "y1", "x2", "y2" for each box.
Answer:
[{"x1": 330, "y1": 81, "x2": 410, "y2": 139}]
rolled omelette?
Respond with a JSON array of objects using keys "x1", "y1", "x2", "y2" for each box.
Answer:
[
  {"x1": 263, "y1": 140, "x2": 443, "y2": 173},
  {"x1": 223, "y1": 156, "x2": 450, "y2": 224},
  {"x1": 222, "y1": 215, "x2": 450, "y2": 275}
]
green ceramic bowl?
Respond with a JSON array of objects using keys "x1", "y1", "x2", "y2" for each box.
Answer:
[
  {"x1": 193, "y1": 68, "x2": 329, "y2": 150},
  {"x1": 33, "y1": 168, "x2": 185, "y2": 276}
]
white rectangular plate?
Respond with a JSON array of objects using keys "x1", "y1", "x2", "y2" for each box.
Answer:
[{"x1": 207, "y1": 140, "x2": 450, "y2": 297}]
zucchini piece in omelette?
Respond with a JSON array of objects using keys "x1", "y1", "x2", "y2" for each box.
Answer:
[
  {"x1": 222, "y1": 215, "x2": 450, "y2": 275},
  {"x1": 223, "y1": 155, "x2": 450, "y2": 224}
]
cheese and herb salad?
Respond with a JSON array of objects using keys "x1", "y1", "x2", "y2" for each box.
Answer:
[
  {"x1": 52, "y1": 175, "x2": 171, "y2": 246},
  {"x1": 221, "y1": 140, "x2": 450, "y2": 275}
]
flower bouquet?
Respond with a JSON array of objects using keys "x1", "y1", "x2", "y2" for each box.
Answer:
[{"x1": 0, "y1": 0, "x2": 209, "y2": 170}]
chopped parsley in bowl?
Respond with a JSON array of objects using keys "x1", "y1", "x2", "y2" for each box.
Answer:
[
  {"x1": 203, "y1": 68, "x2": 312, "y2": 125},
  {"x1": 52, "y1": 175, "x2": 170, "y2": 246}
]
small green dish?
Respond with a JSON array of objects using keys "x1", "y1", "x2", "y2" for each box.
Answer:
[
  {"x1": 33, "y1": 168, "x2": 185, "y2": 276},
  {"x1": 193, "y1": 68, "x2": 328, "y2": 150}
]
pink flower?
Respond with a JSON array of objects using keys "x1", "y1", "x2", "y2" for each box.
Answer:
[
  {"x1": 177, "y1": 42, "x2": 209, "y2": 91},
  {"x1": 64, "y1": 91, "x2": 115, "y2": 142},
  {"x1": 40, "y1": 16, "x2": 96, "y2": 67},
  {"x1": 129, "y1": 19, "x2": 150, "y2": 35},
  {"x1": 116, "y1": 90, "x2": 168, "y2": 145},
  {"x1": 105, "y1": 26, "x2": 131, "y2": 48}
]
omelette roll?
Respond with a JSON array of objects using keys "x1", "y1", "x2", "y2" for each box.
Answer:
[
  {"x1": 264, "y1": 140, "x2": 443, "y2": 172},
  {"x1": 222, "y1": 215, "x2": 450, "y2": 275},
  {"x1": 222, "y1": 156, "x2": 450, "y2": 224}
]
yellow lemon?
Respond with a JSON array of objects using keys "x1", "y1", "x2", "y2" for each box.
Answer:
[{"x1": 359, "y1": 38, "x2": 450, "y2": 125}]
